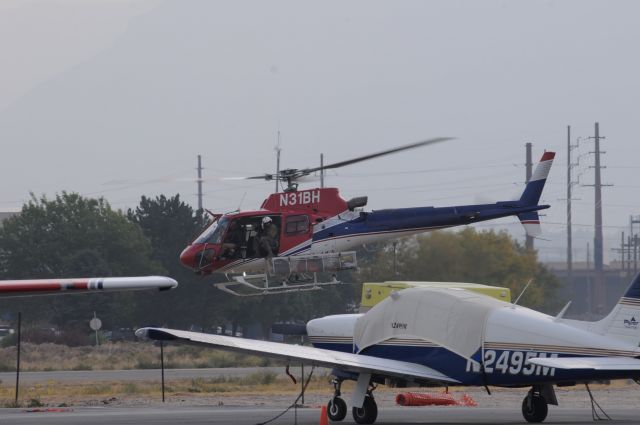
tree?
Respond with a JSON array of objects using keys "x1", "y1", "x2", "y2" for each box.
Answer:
[
  {"x1": 0, "y1": 192, "x2": 162, "y2": 328},
  {"x1": 357, "y1": 228, "x2": 562, "y2": 312},
  {"x1": 127, "y1": 194, "x2": 216, "y2": 327}
]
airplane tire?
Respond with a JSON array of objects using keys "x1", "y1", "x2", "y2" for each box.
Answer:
[
  {"x1": 327, "y1": 397, "x2": 347, "y2": 422},
  {"x1": 521, "y1": 393, "x2": 548, "y2": 423},
  {"x1": 352, "y1": 395, "x2": 378, "y2": 425}
]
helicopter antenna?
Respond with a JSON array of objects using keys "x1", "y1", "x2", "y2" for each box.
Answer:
[
  {"x1": 237, "y1": 192, "x2": 247, "y2": 212},
  {"x1": 275, "y1": 131, "x2": 281, "y2": 193}
]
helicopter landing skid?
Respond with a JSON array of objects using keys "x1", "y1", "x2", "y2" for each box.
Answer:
[
  {"x1": 214, "y1": 273, "x2": 343, "y2": 296},
  {"x1": 214, "y1": 251, "x2": 357, "y2": 296}
]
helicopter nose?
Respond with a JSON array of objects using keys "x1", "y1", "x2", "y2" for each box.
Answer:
[{"x1": 179, "y1": 245, "x2": 198, "y2": 270}]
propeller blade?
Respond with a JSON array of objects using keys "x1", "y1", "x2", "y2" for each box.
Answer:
[{"x1": 301, "y1": 137, "x2": 453, "y2": 175}]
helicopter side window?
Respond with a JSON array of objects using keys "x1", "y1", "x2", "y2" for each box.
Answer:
[{"x1": 285, "y1": 215, "x2": 310, "y2": 235}]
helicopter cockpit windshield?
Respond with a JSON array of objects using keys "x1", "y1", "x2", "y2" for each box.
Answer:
[{"x1": 195, "y1": 217, "x2": 230, "y2": 245}]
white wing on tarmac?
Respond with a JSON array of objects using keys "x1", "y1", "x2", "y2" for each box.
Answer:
[
  {"x1": 528, "y1": 356, "x2": 640, "y2": 371},
  {"x1": 0, "y1": 276, "x2": 177, "y2": 297},
  {"x1": 136, "y1": 327, "x2": 458, "y2": 384}
]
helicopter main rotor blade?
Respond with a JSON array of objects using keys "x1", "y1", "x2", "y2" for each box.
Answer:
[
  {"x1": 301, "y1": 137, "x2": 453, "y2": 175},
  {"x1": 223, "y1": 174, "x2": 277, "y2": 181}
]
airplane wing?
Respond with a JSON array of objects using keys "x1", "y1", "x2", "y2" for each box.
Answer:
[
  {"x1": 0, "y1": 276, "x2": 177, "y2": 297},
  {"x1": 136, "y1": 327, "x2": 458, "y2": 384},
  {"x1": 528, "y1": 356, "x2": 640, "y2": 371}
]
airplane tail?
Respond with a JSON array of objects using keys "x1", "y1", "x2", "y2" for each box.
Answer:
[
  {"x1": 519, "y1": 151, "x2": 555, "y2": 206},
  {"x1": 594, "y1": 272, "x2": 640, "y2": 346}
]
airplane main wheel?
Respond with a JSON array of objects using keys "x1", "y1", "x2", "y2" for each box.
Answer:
[
  {"x1": 521, "y1": 393, "x2": 548, "y2": 423},
  {"x1": 327, "y1": 397, "x2": 347, "y2": 422},
  {"x1": 352, "y1": 395, "x2": 378, "y2": 425}
]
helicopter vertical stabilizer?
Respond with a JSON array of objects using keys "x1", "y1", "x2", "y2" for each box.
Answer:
[
  {"x1": 519, "y1": 151, "x2": 555, "y2": 206},
  {"x1": 518, "y1": 211, "x2": 541, "y2": 238},
  {"x1": 517, "y1": 151, "x2": 555, "y2": 237}
]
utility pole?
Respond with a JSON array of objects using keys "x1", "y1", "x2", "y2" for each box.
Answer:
[
  {"x1": 525, "y1": 143, "x2": 533, "y2": 250},
  {"x1": 586, "y1": 242, "x2": 592, "y2": 314},
  {"x1": 588, "y1": 122, "x2": 611, "y2": 314},
  {"x1": 275, "y1": 131, "x2": 281, "y2": 193},
  {"x1": 197, "y1": 154, "x2": 203, "y2": 211},
  {"x1": 565, "y1": 126, "x2": 580, "y2": 293},
  {"x1": 320, "y1": 153, "x2": 324, "y2": 188},
  {"x1": 566, "y1": 126, "x2": 572, "y2": 287}
]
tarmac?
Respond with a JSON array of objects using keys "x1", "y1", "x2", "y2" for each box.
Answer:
[{"x1": 0, "y1": 406, "x2": 637, "y2": 425}]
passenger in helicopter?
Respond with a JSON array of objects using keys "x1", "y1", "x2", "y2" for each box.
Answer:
[{"x1": 220, "y1": 220, "x2": 242, "y2": 258}]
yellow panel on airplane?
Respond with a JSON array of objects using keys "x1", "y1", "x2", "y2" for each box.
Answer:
[{"x1": 360, "y1": 281, "x2": 511, "y2": 312}]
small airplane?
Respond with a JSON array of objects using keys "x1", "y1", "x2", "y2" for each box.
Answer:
[
  {"x1": 137, "y1": 273, "x2": 640, "y2": 424},
  {"x1": 0, "y1": 276, "x2": 177, "y2": 297},
  {"x1": 179, "y1": 139, "x2": 555, "y2": 294}
]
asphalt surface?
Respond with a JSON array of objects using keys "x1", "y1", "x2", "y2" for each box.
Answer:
[
  {"x1": 0, "y1": 406, "x2": 636, "y2": 425},
  {"x1": 0, "y1": 367, "x2": 288, "y2": 384}
]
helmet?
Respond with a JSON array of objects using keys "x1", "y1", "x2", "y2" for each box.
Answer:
[{"x1": 261, "y1": 216, "x2": 272, "y2": 228}]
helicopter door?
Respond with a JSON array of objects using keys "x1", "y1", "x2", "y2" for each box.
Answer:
[
  {"x1": 219, "y1": 219, "x2": 244, "y2": 259},
  {"x1": 252, "y1": 215, "x2": 282, "y2": 258}
]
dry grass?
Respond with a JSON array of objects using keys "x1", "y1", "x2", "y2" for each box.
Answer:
[
  {"x1": 0, "y1": 371, "x2": 337, "y2": 407},
  {"x1": 0, "y1": 342, "x2": 275, "y2": 372}
]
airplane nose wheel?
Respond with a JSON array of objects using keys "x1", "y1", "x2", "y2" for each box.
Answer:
[
  {"x1": 522, "y1": 387, "x2": 548, "y2": 423},
  {"x1": 352, "y1": 393, "x2": 378, "y2": 425}
]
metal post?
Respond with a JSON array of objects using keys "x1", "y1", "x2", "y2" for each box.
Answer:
[
  {"x1": 197, "y1": 155, "x2": 203, "y2": 211},
  {"x1": 525, "y1": 143, "x2": 533, "y2": 250},
  {"x1": 300, "y1": 364, "x2": 305, "y2": 405},
  {"x1": 632, "y1": 217, "x2": 640, "y2": 275},
  {"x1": 621, "y1": 232, "x2": 626, "y2": 271},
  {"x1": 628, "y1": 235, "x2": 633, "y2": 278},
  {"x1": 160, "y1": 341, "x2": 165, "y2": 402},
  {"x1": 15, "y1": 312, "x2": 21, "y2": 406},
  {"x1": 566, "y1": 126, "x2": 573, "y2": 288}
]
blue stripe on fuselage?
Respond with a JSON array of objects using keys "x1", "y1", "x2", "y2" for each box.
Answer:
[
  {"x1": 312, "y1": 342, "x2": 640, "y2": 386},
  {"x1": 312, "y1": 203, "x2": 548, "y2": 242}
]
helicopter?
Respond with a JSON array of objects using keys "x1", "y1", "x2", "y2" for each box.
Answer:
[{"x1": 179, "y1": 139, "x2": 555, "y2": 295}]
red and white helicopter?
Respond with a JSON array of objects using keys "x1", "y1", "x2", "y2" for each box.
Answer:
[{"x1": 179, "y1": 139, "x2": 555, "y2": 295}]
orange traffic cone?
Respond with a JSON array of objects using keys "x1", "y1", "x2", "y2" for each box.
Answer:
[{"x1": 319, "y1": 405, "x2": 329, "y2": 425}]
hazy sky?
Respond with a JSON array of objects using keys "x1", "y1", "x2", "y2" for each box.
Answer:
[{"x1": 1, "y1": 0, "x2": 639, "y2": 262}]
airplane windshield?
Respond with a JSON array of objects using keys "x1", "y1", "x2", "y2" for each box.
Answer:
[{"x1": 195, "y1": 217, "x2": 230, "y2": 244}]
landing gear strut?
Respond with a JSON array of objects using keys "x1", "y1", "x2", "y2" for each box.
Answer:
[
  {"x1": 352, "y1": 385, "x2": 378, "y2": 425},
  {"x1": 327, "y1": 379, "x2": 347, "y2": 422},
  {"x1": 522, "y1": 386, "x2": 548, "y2": 423}
]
